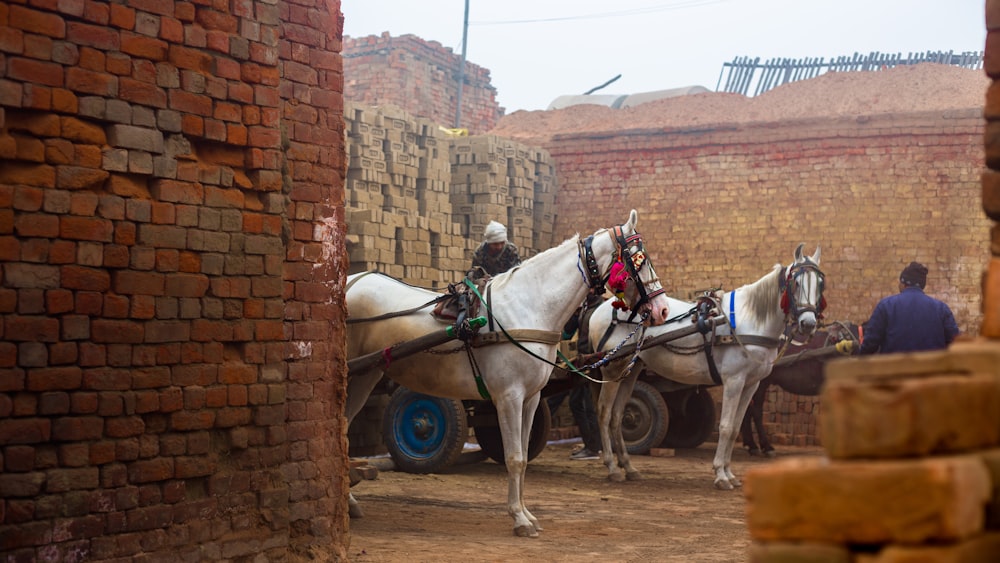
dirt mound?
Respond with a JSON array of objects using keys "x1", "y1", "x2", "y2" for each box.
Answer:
[{"x1": 489, "y1": 63, "x2": 987, "y2": 145}]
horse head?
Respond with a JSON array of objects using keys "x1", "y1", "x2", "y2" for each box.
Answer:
[
  {"x1": 599, "y1": 210, "x2": 671, "y2": 326},
  {"x1": 781, "y1": 243, "x2": 825, "y2": 337}
]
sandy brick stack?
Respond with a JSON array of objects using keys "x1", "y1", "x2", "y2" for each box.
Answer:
[
  {"x1": 344, "y1": 102, "x2": 470, "y2": 288},
  {"x1": 449, "y1": 135, "x2": 560, "y2": 258},
  {"x1": 343, "y1": 103, "x2": 560, "y2": 289},
  {"x1": 744, "y1": 342, "x2": 1000, "y2": 562}
]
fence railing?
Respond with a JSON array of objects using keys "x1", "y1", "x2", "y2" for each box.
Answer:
[{"x1": 717, "y1": 50, "x2": 984, "y2": 96}]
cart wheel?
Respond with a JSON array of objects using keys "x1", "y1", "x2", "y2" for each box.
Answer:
[
  {"x1": 661, "y1": 388, "x2": 716, "y2": 449},
  {"x1": 382, "y1": 386, "x2": 468, "y2": 474},
  {"x1": 623, "y1": 379, "x2": 670, "y2": 455},
  {"x1": 474, "y1": 400, "x2": 551, "y2": 465}
]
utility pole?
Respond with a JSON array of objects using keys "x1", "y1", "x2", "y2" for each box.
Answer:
[{"x1": 454, "y1": 0, "x2": 469, "y2": 129}]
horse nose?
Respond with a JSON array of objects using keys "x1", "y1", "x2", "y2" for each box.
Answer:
[
  {"x1": 799, "y1": 315, "x2": 817, "y2": 334},
  {"x1": 653, "y1": 305, "x2": 670, "y2": 325}
]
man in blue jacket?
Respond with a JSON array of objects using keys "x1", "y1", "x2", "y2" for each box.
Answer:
[{"x1": 858, "y1": 261, "x2": 960, "y2": 355}]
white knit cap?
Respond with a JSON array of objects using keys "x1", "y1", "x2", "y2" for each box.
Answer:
[{"x1": 484, "y1": 220, "x2": 507, "y2": 244}]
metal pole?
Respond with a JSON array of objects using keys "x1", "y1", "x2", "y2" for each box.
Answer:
[{"x1": 454, "y1": 0, "x2": 469, "y2": 128}]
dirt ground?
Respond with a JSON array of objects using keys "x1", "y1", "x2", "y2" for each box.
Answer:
[{"x1": 347, "y1": 440, "x2": 825, "y2": 563}]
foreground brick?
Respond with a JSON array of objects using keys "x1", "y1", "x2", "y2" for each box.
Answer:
[
  {"x1": 856, "y1": 532, "x2": 1000, "y2": 562},
  {"x1": 749, "y1": 541, "x2": 851, "y2": 563},
  {"x1": 821, "y1": 343, "x2": 1000, "y2": 459},
  {"x1": 744, "y1": 454, "x2": 991, "y2": 544}
]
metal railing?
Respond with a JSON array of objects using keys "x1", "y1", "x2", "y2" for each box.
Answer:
[{"x1": 718, "y1": 50, "x2": 984, "y2": 96}]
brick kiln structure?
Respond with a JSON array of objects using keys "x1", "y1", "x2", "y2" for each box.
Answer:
[
  {"x1": 0, "y1": 1, "x2": 350, "y2": 560},
  {"x1": 343, "y1": 33, "x2": 502, "y2": 135}
]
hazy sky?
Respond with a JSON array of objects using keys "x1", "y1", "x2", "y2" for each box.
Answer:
[{"x1": 342, "y1": 0, "x2": 986, "y2": 113}]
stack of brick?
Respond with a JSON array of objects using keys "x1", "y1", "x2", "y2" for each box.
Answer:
[
  {"x1": 344, "y1": 101, "x2": 470, "y2": 288},
  {"x1": 343, "y1": 103, "x2": 560, "y2": 289},
  {"x1": 343, "y1": 33, "x2": 502, "y2": 135},
  {"x1": 744, "y1": 342, "x2": 1000, "y2": 562},
  {"x1": 449, "y1": 135, "x2": 560, "y2": 258}
]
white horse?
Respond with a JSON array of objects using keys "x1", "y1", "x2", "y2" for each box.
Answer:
[
  {"x1": 345, "y1": 210, "x2": 672, "y2": 537},
  {"x1": 590, "y1": 244, "x2": 825, "y2": 490}
]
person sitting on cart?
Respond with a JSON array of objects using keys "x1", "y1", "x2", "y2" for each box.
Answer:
[{"x1": 467, "y1": 220, "x2": 521, "y2": 281}]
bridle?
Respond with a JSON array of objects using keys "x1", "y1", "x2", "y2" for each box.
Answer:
[
  {"x1": 779, "y1": 259, "x2": 827, "y2": 325},
  {"x1": 578, "y1": 226, "x2": 664, "y2": 314}
]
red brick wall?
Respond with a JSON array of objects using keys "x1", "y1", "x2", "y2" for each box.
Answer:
[
  {"x1": 0, "y1": 0, "x2": 349, "y2": 560},
  {"x1": 545, "y1": 110, "x2": 987, "y2": 446},
  {"x1": 343, "y1": 33, "x2": 502, "y2": 134}
]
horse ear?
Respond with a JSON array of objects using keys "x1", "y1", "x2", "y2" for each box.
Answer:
[
  {"x1": 793, "y1": 243, "x2": 805, "y2": 261},
  {"x1": 628, "y1": 209, "x2": 638, "y2": 230},
  {"x1": 811, "y1": 245, "x2": 821, "y2": 264}
]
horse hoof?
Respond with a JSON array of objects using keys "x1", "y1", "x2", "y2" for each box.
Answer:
[
  {"x1": 349, "y1": 504, "x2": 364, "y2": 519},
  {"x1": 608, "y1": 472, "x2": 626, "y2": 483},
  {"x1": 714, "y1": 479, "x2": 735, "y2": 491},
  {"x1": 625, "y1": 471, "x2": 642, "y2": 481},
  {"x1": 514, "y1": 525, "x2": 539, "y2": 538}
]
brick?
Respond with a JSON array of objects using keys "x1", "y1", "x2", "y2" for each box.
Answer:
[
  {"x1": 27, "y1": 366, "x2": 82, "y2": 391},
  {"x1": 164, "y1": 273, "x2": 209, "y2": 297},
  {"x1": 119, "y1": 77, "x2": 167, "y2": 108},
  {"x1": 106, "y1": 124, "x2": 164, "y2": 153},
  {"x1": 61, "y1": 265, "x2": 111, "y2": 292},
  {"x1": 66, "y1": 21, "x2": 120, "y2": 50},
  {"x1": 113, "y1": 270, "x2": 165, "y2": 296},
  {"x1": 50, "y1": 417, "x2": 103, "y2": 442},
  {"x1": 859, "y1": 532, "x2": 1000, "y2": 562},
  {"x1": 0, "y1": 419, "x2": 50, "y2": 445},
  {"x1": 744, "y1": 454, "x2": 991, "y2": 544},
  {"x1": 120, "y1": 32, "x2": 167, "y2": 60},
  {"x1": 65, "y1": 67, "x2": 117, "y2": 97},
  {"x1": 60, "y1": 215, "x2": 113, "y2": 242},
  {"x1": 7, "y1": 57, "x2": 63, "y2": 87},
  {"x1": 55, "y1": 165, "x2": 110, "y2": 190},
  {"x1": 3, "y1": 263, "x2": 60, "y2": 288},
  {"x1": 91, "y1": 319, "x2": 144, "y2": 344},
  {"x1": 150, "y1": 179, "x2": 203, "y2": 204},
  {"x1": 170, "y1": 410, "x2": 214, "y2": 431},
  {"x1": 821, "y1": 344, "x2": 1000, "y2": 459},
  {"x1": 9, "y1": 5, "x2": 66, "y2": 38},
  {"x1": 6, "y1": 316, "x2": 59, "y2": 342}
]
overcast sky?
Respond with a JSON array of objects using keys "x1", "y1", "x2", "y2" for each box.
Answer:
[{"x1": 342, "y1": 0, "x2": 986, "y2": 114}]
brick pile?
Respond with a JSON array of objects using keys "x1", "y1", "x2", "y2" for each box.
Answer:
[
  {"x1": 343, "y1": 101, "x2": 560, "y2": 289},
  {"x1": 744, "y1": 343, "x2": 1000, "y2": 561},
  {"x1": 0, "y1": 0, "x2": 348, "y2": 560},
  {"x1": 343, "y1": 32, "x2": 503, "y2": 135}
]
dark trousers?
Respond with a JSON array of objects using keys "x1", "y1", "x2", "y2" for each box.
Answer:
[{"x1": 548, "y1": 380, "x2": 601, "y2": 452}]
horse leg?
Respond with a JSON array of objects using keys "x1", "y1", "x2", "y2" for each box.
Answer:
[
  {"x1": 494, "y1": 394, "x2": 539, "y2": 538},
  {"x1": 719, "y1": 379, "x2": 761, "y2": 489},
  {"x1": 519, "y1": 392, "x2": 543, "y2": 532},
  {"x1": 344, "y1": 371, "x2": 384, "y2": 518},
  {"x1": 713, "y1": 376, "x2": 755, "y2": 490},
  {"x1": 595, "y1": 375, "x2": 627, "y2": 482},
  {"x1": 607, "y1": 369, "x2": 642, "y2": 481}
]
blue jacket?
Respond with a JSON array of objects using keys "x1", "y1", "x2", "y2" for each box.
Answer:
[{"x1": 859, "y1": 287, "x2": 960, "y2": 355}]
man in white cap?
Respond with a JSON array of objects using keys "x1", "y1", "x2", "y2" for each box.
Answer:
[{"x1": 467, "y1": 220, "x2": 521, "y2": 281}]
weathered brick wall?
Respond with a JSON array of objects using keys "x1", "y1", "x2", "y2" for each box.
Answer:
[
  {"x1": 0, "y1": 0, "x2": 349, "y2": 560},
  {"x1": 545, "y1": 110, "x2": 987, "y2": 446},
  {"x1": 343, "y1": 33, "x2": 502, "y2": 134}
]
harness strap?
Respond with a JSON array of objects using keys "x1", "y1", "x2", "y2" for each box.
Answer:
[
  {"x1": 472, "y1": 329, "x2": 562, "y2": 346},
  {"x1": 702, "y1": 333, "x2": 723, "y2": 385}
]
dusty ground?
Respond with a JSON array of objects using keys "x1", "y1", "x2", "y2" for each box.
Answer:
[{"x1": 347, "y1": 441, "x2": 825, "y2": 563}]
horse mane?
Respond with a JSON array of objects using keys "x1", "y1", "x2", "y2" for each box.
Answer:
[
  {"x1": 739, "y1": 264, "x2": 784, "y2": 325},
  {"x1": 489, "y1": 234, "x2": 581, "y2": 291}
]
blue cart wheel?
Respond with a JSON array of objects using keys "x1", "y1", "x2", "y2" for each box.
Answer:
[{"x1": 382, "y1": 386, "x2": 468, "y2": 474}]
